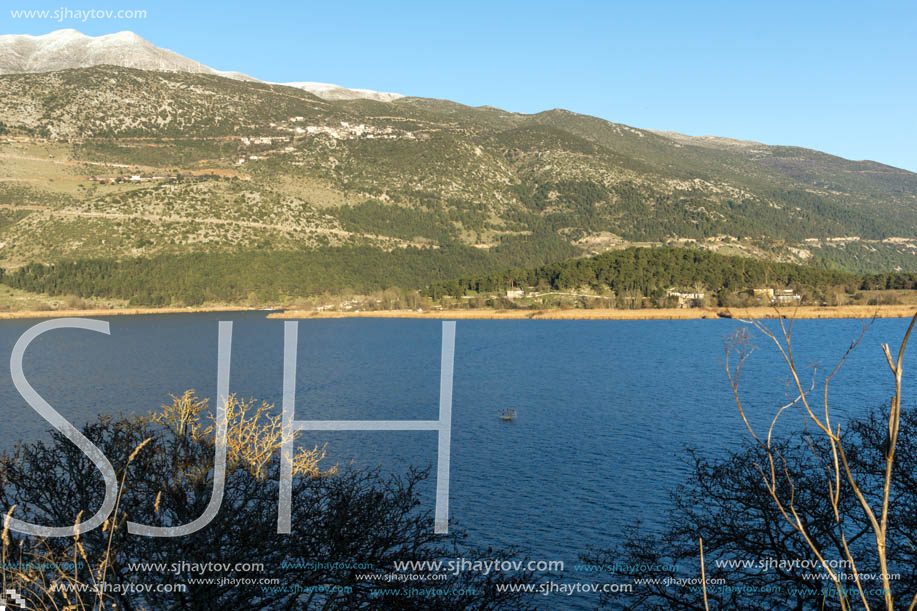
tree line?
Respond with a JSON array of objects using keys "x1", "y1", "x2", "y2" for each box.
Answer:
[
  {"x1": 426, "y1": 247, "x2": 864, "y2": 300},
  {"x1": 0, "y1": 237, "x2": 576, "y2": 306},
  {"x1": 5, "y1": 245, "x2": 917, "y2": 308}
]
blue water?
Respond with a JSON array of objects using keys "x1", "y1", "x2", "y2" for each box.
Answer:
[{"x1": 0, "y1": 313, "x2": 912, "y2": 608}]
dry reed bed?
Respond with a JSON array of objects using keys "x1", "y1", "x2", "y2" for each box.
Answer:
[
  {"x1": 2, "y1": 304, "x2": 915, "y2": 321},
  {"x1": 269, "y1": 305, "x2": 917, "y2": 321},
  {"x1": 0, "y1": 306, "x2": 250, "y2": 320}
]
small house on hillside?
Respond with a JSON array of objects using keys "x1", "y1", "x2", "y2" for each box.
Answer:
[
  {"x1": 774, "y1": 289, "x2": 801, "y2": 305},
  {"x1": 754, "y1": 287, "x2": 801, "y2": 305},
  {"x1": 667, "y1": 289, "x2": 705, "y2": 308}
]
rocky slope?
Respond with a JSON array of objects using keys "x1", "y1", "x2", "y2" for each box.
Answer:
[{"x1": 0, "y1": 34, "x2": 914, "y2": 276}]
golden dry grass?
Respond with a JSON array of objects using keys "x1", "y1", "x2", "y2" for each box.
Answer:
[
  {"x1": 0, "y1": 305, "x2": 251, "y2": 320},
  {"x1": 3, "y1": 304, "x2": 915, "y2": 322},
  {"x1": 269, "y1": 305, "x2": 917, "y2": 321}
]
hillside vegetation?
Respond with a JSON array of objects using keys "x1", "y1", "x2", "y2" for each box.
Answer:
[
  {"x1": 425, "y1": 247, "x2": 917, "y2": 310},
  {"x1": 8, "y1": 246, "x2": 917, "y2": 312},
  {"x1": 1, "y1": 65, "x2": 916, "y2": 301}
]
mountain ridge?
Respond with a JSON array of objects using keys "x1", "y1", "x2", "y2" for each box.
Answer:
[
  {"x1": 0, "y1": 29, "x2": 906, "y2": 170},
  {"x1": 0, "y1": 29, "x2": 402, "y2": 102}
]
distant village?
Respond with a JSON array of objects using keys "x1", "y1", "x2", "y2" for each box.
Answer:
[
  {"x1": 299, "y1": 285, "x2": 806, "y2": 315},
  {"x1": 234, "y1": 118, "x2": 414, "y2": 165},
  {"x1": 664, "y1": 287, "x2": 801, "y2": 308}
]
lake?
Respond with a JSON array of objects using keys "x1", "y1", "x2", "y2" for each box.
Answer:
[{"x1": 0, "y1": 312, "x2": 912, "y2": 608}]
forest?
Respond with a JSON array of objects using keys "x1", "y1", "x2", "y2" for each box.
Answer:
[
  {"x1": 0, "y1": 237, "x2": 576, "y2": 306},
  {"x1": 426, "y1": 247, "x2": 864, "y2": 300},
  {"x1": 6, "y1": 245, "x2": 913, "y2": 309}
]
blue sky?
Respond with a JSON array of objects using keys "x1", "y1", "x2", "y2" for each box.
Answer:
[{"x1": 3, "y1": 0, "x2": 915, "y2": 170}]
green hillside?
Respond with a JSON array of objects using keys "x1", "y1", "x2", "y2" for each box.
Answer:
[{"x1": 1, "y1": 65, "x2": 916, "y2": 302}]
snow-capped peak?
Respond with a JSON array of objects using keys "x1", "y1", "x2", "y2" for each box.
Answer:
[{"x1": 0, "y1": 29, "x2": 402, "y2": 101}]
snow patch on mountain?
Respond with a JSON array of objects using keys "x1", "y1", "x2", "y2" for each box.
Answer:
[{"x1": 0, "y1": 29, "x2": 402, "y2": 102}]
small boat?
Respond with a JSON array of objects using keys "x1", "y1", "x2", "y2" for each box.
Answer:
[{"x1": 499, "y1": 409, "x2": 518, "y2": 421}]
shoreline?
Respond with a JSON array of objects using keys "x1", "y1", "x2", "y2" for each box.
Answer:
[
  {"x1": 0, "y1": 304, "x2": 915, "y2": 321},
  {"x1": 0, "y1": 305, "x2": 252, "y2": 320},
  {"x1": 268, "y1": 305, "x2": 917, "y2": 321}
]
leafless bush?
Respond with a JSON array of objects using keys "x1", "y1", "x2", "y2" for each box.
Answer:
[{"x1": 724, "y1": 312, "x2": 917, "y2": 610}]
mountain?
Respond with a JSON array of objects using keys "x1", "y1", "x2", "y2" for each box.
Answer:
[
  {"x1": 0, "y1": 31, "x2": 915, "y2": 304},
  {"x1": 280, "y1": 81, "x2": 402, "y2": 102},
  {"x1": 0, "y1": 29, "x2": 401, "y2": 101},
  {"x1": 0, "y1": 29, "x2": 257, "y2": 80}
]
